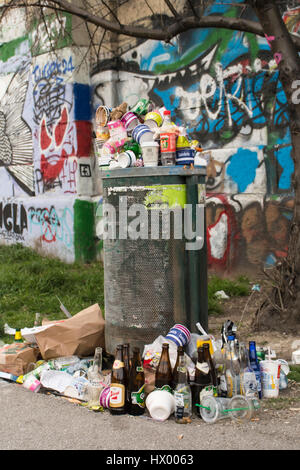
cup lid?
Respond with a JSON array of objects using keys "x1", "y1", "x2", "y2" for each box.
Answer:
[{"x1": 141, "y1": 141, "x2": 159, "y2": 147}]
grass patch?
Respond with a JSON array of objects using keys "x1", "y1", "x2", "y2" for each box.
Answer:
[
  {"x1": 208, "y1": 275, "x2": 251, "y2": 315},
  {"x1": 288, "y1": 365, "x2": 300, "y2": 383},
  {"x1": 0, "y1": 244, "x2": 253, "y2": 341},
  {"x1": 0, "y1": 244, "x2": 104, "y2": 344}
]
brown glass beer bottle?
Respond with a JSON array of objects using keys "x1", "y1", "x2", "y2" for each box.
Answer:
[
  {"x1": 109, "y1": 344, "x2": 127, "y2": 415},
  {"x1": 194, "y1": 346, "x2": 211, "y2": 415},
  {"x1": 155, "y1": 343, "x2": 173, "y2": 392},
  {"x1": 172, "y1": 346, "x2": 184, "y2": 388},
  {"x1": 128, "y1": 347, "x2": 145, "y2": 416},
  {"x1": 203, "y1": 343, "x2": 218, "y2": 387},
  {"x1": 122, "y1": 343, "x2": 130, "y2": 408}
]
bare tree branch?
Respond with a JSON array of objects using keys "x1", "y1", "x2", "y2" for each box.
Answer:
[
  {"x1": 163, "y1": 0, "x2": 179, "y2": 18},
  {"x1": 1, "y1": 0, "x2": 300, "y2": 51}
]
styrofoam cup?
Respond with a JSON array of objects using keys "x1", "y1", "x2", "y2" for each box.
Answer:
[
  {"x1": 260, "y1": 360, "x2": 281, "y2": 398},
  {"x1": 141, "y1": 142, "x2": 159, "y2": 167},
  {"x1": 146, "y1": 390, "x2": 175, "y2": 421}
]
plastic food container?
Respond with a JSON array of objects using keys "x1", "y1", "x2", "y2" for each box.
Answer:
[{"x1": 140, "y1": 142, "x2": 159, "y2": 167}]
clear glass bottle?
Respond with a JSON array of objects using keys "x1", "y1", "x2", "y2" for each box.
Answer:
[
  {"x1": 87, "y1": 347, "x2": 104, "y2": 407},
  {"x1": 225, "y1": 335, "x2": 241, "y2": 398},
  {"x1": 174, "y1": 354, "x2": 192, "y2": 424}
]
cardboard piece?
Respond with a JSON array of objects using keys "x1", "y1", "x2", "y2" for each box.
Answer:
[
  {"x1": 35, "y1": 304, "x2": 105, "y2": 360},
  {"x1": 0, "y1": 343, "x2": 40, "y2": 376}
]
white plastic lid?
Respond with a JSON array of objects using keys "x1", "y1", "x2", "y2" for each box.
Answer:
[{"x1": 140, "y1": 142, "x2": 159, "y2": 147}]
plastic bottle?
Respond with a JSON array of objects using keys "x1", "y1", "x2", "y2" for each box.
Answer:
[
  {"x1": 249, "y1": 341, "x2": 262, "y2": 399},
  {"x1": 14, "y1": 328, "x2": 23, "y2": 343},
  {"x1": 225, "y1": 335, "x2": 240, "y2": 398},
  {"x1": 158, "y1": 110, "x2": 179, "y2": 166},
  {"x1": 174, "y1": 353, "x2": 192, "y2": 424},
  {"x1": 239, "y1": 342, "x2": 258, "y2": 398}
]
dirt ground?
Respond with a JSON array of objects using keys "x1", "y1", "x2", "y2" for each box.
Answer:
[
  {"x1": 207, "y1": 290, "x2": 300, "y2": 361},
  {"x1": 207, "y1": 290, "x2": 300, "y2": 417}
]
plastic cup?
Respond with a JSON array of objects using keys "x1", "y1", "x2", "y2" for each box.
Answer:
[
  {"x1": 228, "y1": 395, "x2": 260, "y2": 423},
  {"x1": 107, "y1": 120, "x2": 127, "y2": 140},
  {"x1": 146, "y1": 390, "x2": 175, "y2": 421},
  {"x1": 100, "y1": 385, "x2": 111, "y2": 408},
  {"x1": 199, "y1": 396, "x2": 231, "y2": 424},
  {"x1": 196, "y1": 336, "x2": 214, "y2": 357},
  {"x1": 175, "y1": 148, "x2": 195, "y2": 166},
  {"x1": 141, "y1": 142, "x2": 159, "y2": 167},
  {"x1": 23, "y1": 375, "x2": 41, "y2": 393},
  {"x1": 165, "y1": 324, "x2": 191, "y2": 347},
  {"x1": 121, "y1": 112, "x2": 139, "y2": 133},
  {"x1": 95, "y1": 105, "x2": 111, "y2": 127},
  {"x1": 132, "y1": 124, "x2": 154, "y2": 144},
  {"x1": 144, "y1": 112, "x2": 163, "y2": 129},
  {"x1": 260, "y1": 360, "x2": 281, "y2": 398},
  {"x1": 118, "y1": 150, "x2": 136, "y2": 168}
]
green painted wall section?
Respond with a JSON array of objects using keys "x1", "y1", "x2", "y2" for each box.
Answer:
[{"x1": 74, "y1": 199, "x2": 97, "y2": 263}]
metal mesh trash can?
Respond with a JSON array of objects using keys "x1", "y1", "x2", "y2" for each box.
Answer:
[{"x1": 100, "y1": 166, "x2": 207, "y2": 355}]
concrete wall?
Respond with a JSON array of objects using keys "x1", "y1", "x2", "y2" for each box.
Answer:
[
  {"x1": 0, "y1": 6, "x2": 100, "y2": 262},
  {"x1": 0, "y1": 0, "x2": 298, "y2": 274}
]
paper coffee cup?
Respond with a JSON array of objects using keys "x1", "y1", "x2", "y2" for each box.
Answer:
[{"x1": 260, "y1": 360, "x2": 281, "y2": 398}]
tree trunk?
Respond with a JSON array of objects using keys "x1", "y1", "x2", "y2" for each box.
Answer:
[{"x1": 250, "y1": 0, "x2": 300, "y2": 332}]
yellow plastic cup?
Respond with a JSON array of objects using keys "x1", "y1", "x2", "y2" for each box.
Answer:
[{"x1": 197, "y1": 336, "x2": 214, "y2": 356}]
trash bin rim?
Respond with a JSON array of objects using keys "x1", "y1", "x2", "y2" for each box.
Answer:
[{"x1": 99, "y1": 166, "x2": 206, "y2": 179}]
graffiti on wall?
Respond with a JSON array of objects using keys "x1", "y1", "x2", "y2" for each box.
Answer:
[
  {"x1": 28, "y1": 204, "x2": 73, "y2": 248},
  {"x1": 206, "y1": 193, "x2": 293, "y2": 272},
  {"x1": 25, "y1": 51, "x2": 93, "y2": 195},
  {"x1": 0, "y1": 198, "x2": 74, "y2": 256},
  {"x1": 91, "y1": 3, "x2": 295, "y2": 272},
  {"x1": 0, "y1": 67, "x2": 34, "y2": 196}
]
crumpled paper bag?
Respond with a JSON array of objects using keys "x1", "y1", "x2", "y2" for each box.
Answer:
[
  {"x1": 35, "y1": 303, "x2": 105, "y2": 360},
  {"x1": 0, "y1": 343, "x2": 40, "y2": 376}
]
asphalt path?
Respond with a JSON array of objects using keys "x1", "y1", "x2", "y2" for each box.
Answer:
[{"x1": 0, "y1": 379, "x2": 299, "y2": 455}]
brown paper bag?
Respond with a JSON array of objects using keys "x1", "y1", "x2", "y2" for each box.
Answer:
[
  {"x1": 35, "y1": 303, "x2": 105, "y2": 360},
  {"x1": 0, "y1": 343, "x2": 40, "y2": 376}
]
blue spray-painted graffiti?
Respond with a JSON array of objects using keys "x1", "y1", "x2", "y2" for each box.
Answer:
[
  {"x1": 226, "y1": 148, "x2": 260, "y2": 192},
  {"x1": 28, "y1": 205, "x2": 73, "y2": 248}
]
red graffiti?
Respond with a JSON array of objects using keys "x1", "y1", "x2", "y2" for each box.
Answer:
[{"x1": 39, "y1": 106, "x2": 75, "y2": 183}]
